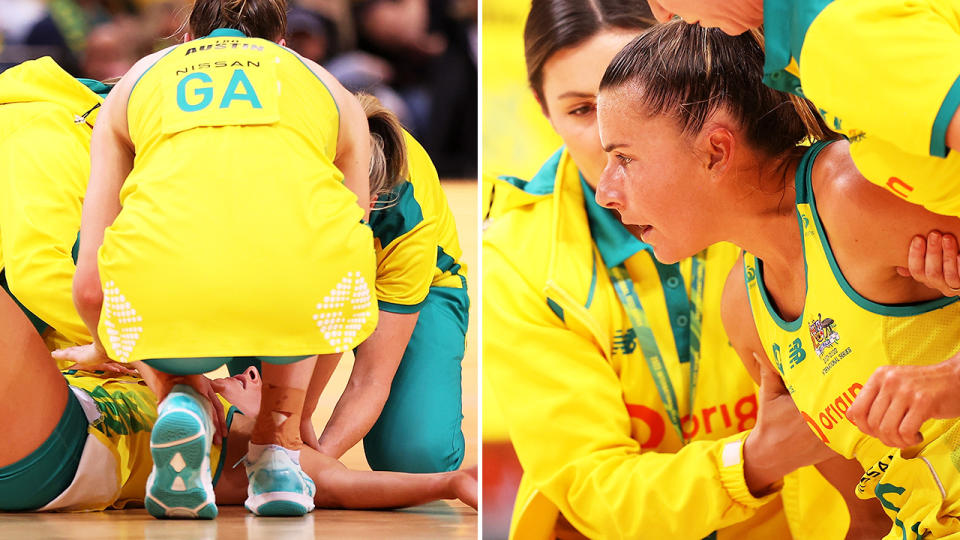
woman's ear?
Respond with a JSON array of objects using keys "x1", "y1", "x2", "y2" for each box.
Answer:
[{"x1": 700, "y1": 123, "x2": 735, "y2": 177}]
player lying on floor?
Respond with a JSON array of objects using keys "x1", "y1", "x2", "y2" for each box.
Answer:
[{"x1": 0, "y1": 287, "x2": 476, "y2": 514}]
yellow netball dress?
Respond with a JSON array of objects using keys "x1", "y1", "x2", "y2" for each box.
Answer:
[
  {"x1": 744, "y1": 141, "x2": 960, "y2": 539},
  {"x1": 98, "y1": 29, "x2": 377, "y2": 362},
  {"x1": 762, "y1": 0, "x2": 960, "y2": 216},
  {"x1": 34, "y1": 371, "x2": 235, "y2": 512}
]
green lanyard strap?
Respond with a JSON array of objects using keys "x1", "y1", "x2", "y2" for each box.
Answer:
[{"x1": 609, "y1": 251, "x2": 706, "y2": 444}]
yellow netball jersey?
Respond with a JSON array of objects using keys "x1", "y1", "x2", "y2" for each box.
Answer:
[
  {"x1": 368, "y1": 131, "x2": 466, "y2": 312},
  {"x1": 45, "y1": 371, "x2": 231, "y2": 511},
  {"x1": 763, "y1": 0, "x2": 960, "y2": 216},
  {"x1": 744, "y1": 141, "x2": 960, "y2": 538},
  {"x1": 99, "y1": 29, "x2": 377, "y2": 361}
]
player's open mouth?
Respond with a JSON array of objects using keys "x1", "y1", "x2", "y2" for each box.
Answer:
[
  {"x1": 231, "y1": 375, "x2": 248, "y2": 389},
  {"x1": 638, "y1": 225, "x2": 653, "y2": 238}
]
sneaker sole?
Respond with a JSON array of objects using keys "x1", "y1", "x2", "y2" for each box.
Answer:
[
  {"x1": 245, "y1": 491, "x2": 314, "y2": 516},
  {"x1": 145, "y1": 408, "x2": 217, "y2": 519}
]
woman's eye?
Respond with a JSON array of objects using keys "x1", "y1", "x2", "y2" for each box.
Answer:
[
  {"x1": 568, "y1": 105, "x2": 594, "y2": 116},
  {"x1": 617, "y1": 154, "x2": 633, "y2": 165}
]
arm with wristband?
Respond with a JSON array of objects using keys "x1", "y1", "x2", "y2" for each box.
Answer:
[{"x1": 485, "y1": 244, "x2": 779, "y2": 539}]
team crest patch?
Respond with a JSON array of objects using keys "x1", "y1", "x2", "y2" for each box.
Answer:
[
  {"x1": 808, "y1": 313, "x2": 839, "y2": 356},
  {"x1": 808, "y1": 313, "x2": 851, "y2": 375}
]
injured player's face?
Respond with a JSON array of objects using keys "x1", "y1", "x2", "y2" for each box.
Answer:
[{"x1": 210, "y1": 365, "x2": 263, "y2": 416}]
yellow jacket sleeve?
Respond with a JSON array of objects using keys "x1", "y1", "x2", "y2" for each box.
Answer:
[
  {"x1": 484, "y1": 244, "x2": 776, "y2": 540},
  {"x1": 1, "y1": 108, "x2": 90, "y2": 345}
]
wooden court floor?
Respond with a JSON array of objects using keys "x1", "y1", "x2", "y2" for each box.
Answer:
[{"x1": 0, "y1": 180, "x2": 479, "y2": 539}]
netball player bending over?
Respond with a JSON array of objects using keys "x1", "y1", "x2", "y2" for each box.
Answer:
[
  {"x1": 58, "y1": 0, "x2": 379, "y2": 518},
  {"x1": 595, "y1": 22, "x2": 960, "y2": 539}
]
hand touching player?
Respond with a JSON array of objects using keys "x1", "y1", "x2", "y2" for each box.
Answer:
[
  {"x1": 134, "y1": 361, "x2": 228, "y2": 445},
  {"x1": 847, "y1": 351, "x2": 960, "y2": 448},
  {"x1": 743, "y1": 353, "x2": 838, "y2": 494},
  {"x1": 896, "y1": 230, "x2": 960, "y2": 297}
]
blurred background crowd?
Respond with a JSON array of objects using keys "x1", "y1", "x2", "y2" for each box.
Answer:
[{"x1": 0, "y1": 0, "x2": 477, "y2": 177}]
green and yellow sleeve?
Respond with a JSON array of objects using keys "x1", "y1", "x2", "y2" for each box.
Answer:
[{"x1": 370, "y1": 180, "x2": 438, "y2": 313}]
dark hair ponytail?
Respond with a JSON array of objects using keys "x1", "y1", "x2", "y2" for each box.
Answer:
[
  {"x1": 524, "y1": 0, "x2": 656, "y2": 104},
  {"x1": 188, "y1": 0, "x2": 288, "y2": 40},
  {"x1": 600, "y1": 21, "x2": 839, "y2": 156}
]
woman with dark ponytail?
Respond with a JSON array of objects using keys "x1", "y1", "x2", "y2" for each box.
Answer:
[
  {"x1": 639, "y1": 0, "x2": 960, "y2": 220},
  {"x1": 482, "y1": 1, "x2": 857, "y2": 538},
  {"x1": 55, "y1": 0, "x2": 379, "y2": 519},
  {"x1": 295, "y1": 94, "x2": 470, "y2": 475},
  {"x1": 596, "y1": 20, "x2": 960, "y2": 540}
]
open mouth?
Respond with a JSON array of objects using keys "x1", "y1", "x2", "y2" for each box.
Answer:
[{"x1": 231, "y1": 374, "x2": 248, "y2": 390}]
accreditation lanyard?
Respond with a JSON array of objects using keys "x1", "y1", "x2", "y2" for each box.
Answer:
[{"x1": 609, "y1": 251, "x2": 706, "y2": 445}]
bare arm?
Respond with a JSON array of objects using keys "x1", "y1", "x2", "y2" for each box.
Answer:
[
  {"x1": 73, "y1": 52, "x2": 165, "y2": 351},
  {"x1": 720, "y1": 259, "x2": 835, "y2": 493},
  {"x1": 815, "y1": 141, "x2": 960, "y2": 305},
  {"x1": 316, "y1": 310, "x2": 419, "y2": 458},
  {"x1": 299, "y1": 353, "x2": 343, "y2": 449},
  {"x1": 721, "y1": 257, "x2": 889, "y2": 535}
]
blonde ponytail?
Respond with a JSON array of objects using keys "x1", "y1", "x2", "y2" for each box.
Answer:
[{"x1": 357, "y1": 93, "x2": 409, "y2": 208}]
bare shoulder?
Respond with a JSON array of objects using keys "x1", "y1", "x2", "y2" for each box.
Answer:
[
  {"x1": 720, "y1": 253, "x2": 763, "y2": 384},
  {"x1": 812, "y1": 141, "x2": 960, "y2": 292},
  {"x1": 288, "y1": 49, "x2": 350, "y2": 99},
  {"x1": 114, "y1": 47, "x2": 177, "y2": 100}
]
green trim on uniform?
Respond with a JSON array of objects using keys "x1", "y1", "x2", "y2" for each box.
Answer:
[
  {"x1": 800, "y1": 141, "x2": 960, "y2": 316},
  {"x1": 206, "y1": 28, "x2": 247, "y2": 38},
  {"x1": 494, "y1": 176, "x2": 530, "y2": 191},
  {"x1": 761, "y1": 0, "x2": 833, "y2": 96},
  {"x1": 931, "y1": 74, "x2": 960, "y2": 157},
  {"x1": 496, "y1": 147, "x2": 564, "y2": 198},
  {"x1": 546, "y1": 297, "x2": 565, "y2": 322},
  {"x1": 71, "y1": 232, "x2": 80, "y2": 264},
  {"x1": 0, "y1": 385, "x2": 87, "y2": 511},
  {"x1": 76, "y1": 78, "x2": 112, "y2": 99},
  {"x1": 581, "y1": 176, "x2": 694, "y2": 363},
  {"x1": 746, "y1": 143, "x2": 824, "y2": 333},
  {"x1": 753, "y1": 258, "x2": 804, "y2": 332},
  {"x1": 653, "y1": 260, "x2": 692, "y2": 364},
  {"x1": 526, "y1": 148, "x2": 564, "y2": 195},
  {"x1": 436, "y1": 245, "x2": 462, "y2": 279},
  {"x1": 146, "y1": 355, "x2": 310, "y2": 375},
  {"x1": 0, "y1": 270, "x2": 48, "y2": 334},
  {"x1": 378, "y1": 298, "x2": 427, "y2": 314},
  {"x1": 212, "y1": 405, "x2": 240, "y2": 487},
  {"x1": 369, "y1": 181, "x2": 425, "y2": 249}
]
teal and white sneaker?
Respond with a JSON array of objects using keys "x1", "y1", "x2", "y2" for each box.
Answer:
[
  {"x1": 243, "y1": 444, "x2": 316, "y2": 516},
  {"x1": 145, "y1": 384, "x2": 217, "y2": 519}
]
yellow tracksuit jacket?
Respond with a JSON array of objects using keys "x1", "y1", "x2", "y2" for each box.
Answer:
[
  {"x1": 0, "y1": 56, "x2": 106, "y2": 351},
  {"x1": 483, "y1": 148, "x2": 849, "y2": 540}
]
